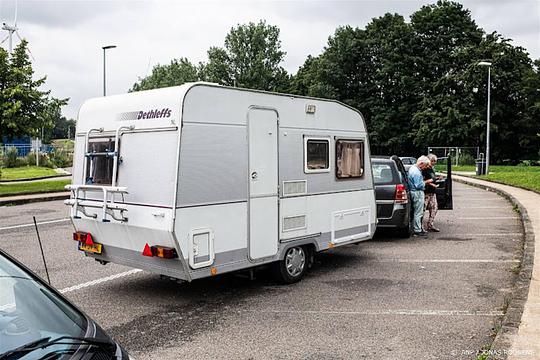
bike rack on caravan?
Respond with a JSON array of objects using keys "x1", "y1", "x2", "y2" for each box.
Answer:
[{"x1": 65, "y1": 125, "x2": 134, "y2": 223}]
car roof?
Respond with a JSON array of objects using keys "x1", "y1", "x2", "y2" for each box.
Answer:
[{"x1": 371, "y1": 158, "x2": 396, "y2": 165}]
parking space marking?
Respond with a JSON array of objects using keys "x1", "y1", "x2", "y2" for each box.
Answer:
[
  {"x1": 241, "y1": 309, "x2": 504, "y2": 317},
  {"x1": 454, "y1": 206, "x2": 507, "y2": 209},
  {"x1": 444, "y1": 233, "x2": 522, "y2": 236},
  {"x1": 0, "y1": 218, "x2": 70, "y2": 232},
  {"x1": 59, "y1": 269, "x2": 143, "y2": 294},
  {"x1": 457, "y1": 217, "x2": 519, "y2": 220},
  {"x1": 376, "y1": 259, "x2": 519, "y2": 263}
]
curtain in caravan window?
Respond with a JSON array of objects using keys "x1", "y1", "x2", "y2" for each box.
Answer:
[{"x1": 336, "y1": 140, "x2": 364, "y2": 178}]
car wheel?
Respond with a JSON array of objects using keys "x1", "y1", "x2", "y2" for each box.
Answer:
[
  {"x1": 397, "y1": 224, "x2": 411, "y2": 238},
  {"x1": 273, "y1": 246, "x2": 308, "y2": 284}
]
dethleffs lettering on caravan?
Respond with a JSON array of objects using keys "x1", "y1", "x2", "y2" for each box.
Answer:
[{"x1": 137, "y1": 108, "x2": 172, "y2": 120}]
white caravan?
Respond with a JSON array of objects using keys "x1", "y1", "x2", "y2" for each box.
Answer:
[{"x1": 66, "y1": 82, "x2": 376, "y2": 283}]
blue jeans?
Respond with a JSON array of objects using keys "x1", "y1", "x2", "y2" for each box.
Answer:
[{"x1": 410, "y1": 190, "x2": 425, "y2": 233}]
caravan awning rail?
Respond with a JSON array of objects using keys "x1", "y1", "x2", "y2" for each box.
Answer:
[{"x1": 65, "y1": 184, "x2": 129, "y2": 222}]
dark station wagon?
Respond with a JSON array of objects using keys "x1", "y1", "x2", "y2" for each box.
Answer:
[
  {"x1": 372, "y1": 156, "x2": 412, "y2": 237},
  {"x1": 372, "y1": 155, "x2": 453, "y2": 237}
]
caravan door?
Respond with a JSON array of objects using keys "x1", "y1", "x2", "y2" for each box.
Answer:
[{"x1": 248, "y1": 107, "x2": 279, "y2": 260}]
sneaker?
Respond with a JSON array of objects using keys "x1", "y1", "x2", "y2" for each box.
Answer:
[
  {"x1": 428, "y1": 227, "x2": 440, "y2": 232},
  {"x1": 413, "y1": 232, "x2": 428, "y2": 237}
]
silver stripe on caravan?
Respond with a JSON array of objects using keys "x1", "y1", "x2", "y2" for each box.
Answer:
[{"x1": 177, "y1": 123, "x2": 248, "y2": 207}]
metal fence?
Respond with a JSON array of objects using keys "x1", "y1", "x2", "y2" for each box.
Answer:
[
  {"x1": 427, "y1": 146, "x2": 480, "y2": 166},
  {"x1": 1, "y1": 143, "x2": 74, "y2": 168},
  {"x1": 0, "y1": 144, "x2": 55, "y2": 157}
]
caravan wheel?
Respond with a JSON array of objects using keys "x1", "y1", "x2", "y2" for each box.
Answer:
[{"x1": 273, "y1": 246, "x2": 308, "y2": 284}]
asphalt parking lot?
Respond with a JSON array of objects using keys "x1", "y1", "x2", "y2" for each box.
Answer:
[{"x1": 0, "y1": 182, "x2": 524, "y2": 359}]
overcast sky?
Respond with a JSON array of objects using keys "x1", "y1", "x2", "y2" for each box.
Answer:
[{"x1": 1, "y1": 0, "x2": 538, "y2": 119}]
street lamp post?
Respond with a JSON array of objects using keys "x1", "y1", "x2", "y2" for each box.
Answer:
[
  {"x1": 478, "y1": 61, "x2": 492, "y2": 175},
  {"x1": 102, "y1": 45, "x2": 117, "y2": 96}
]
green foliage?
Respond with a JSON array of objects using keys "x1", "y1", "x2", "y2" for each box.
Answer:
[
  {"x1": 26, "y1": 151, "x2": 54, "y2": 168},
  {"x1": 290, "y1": 0, "x2": 540, "y2": 161},
  {"x1": 49, "y1": 147, "x2": 72, "y2": 168},
  {"x1": 456, "y1": 152, "x2": 476, "y2": 166},
  {"x1": 0, "y1": 166, "x2": 57, "y2": 180},
  {"x1": 130, "y1": 58, "x2": 200, "y2": 92},
  {"x1": 43, "y1": 116, "x2": 76, "y2": 142},
  {"x1": 127, "y1": 4, "x2": 540, "y2": 163},
  {"x1": 201, "y1": 21, "x2": 290, "y2": 92},
  {"x1": 0, "y1": 40, "x2": 67, "y2": 141},
  {"x1": 0, "y1": 179, "x2": 70, "y2": 197},
  {"x1": 3, "y1": 147, "x2": 19, "y2": 168},
  {"x1": 132, "y1": 21, "x2": 290, "y2": 93}
]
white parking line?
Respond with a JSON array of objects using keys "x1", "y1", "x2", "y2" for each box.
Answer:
[
  {"x1": 0, "y1": 269, "x2": 143, "y2": 311},
  {"x1": 457, "y1": 217, "x2": 519, "y2": 220},
  {"x1": 59, "y1": 269, "x2": 143, "y2": 294},
  {"x1": 444, "y1": 233, "x2": 522, "y2": 236},
  {"x1": 0, "y1": 218, "x2": 70, "y2": 231},
  {"x1": 454, "y1": 207, "x2": 507, "y2": 209},
  {"x1": 242, "y1": 309, "x2": 504, "y2": 317},
  {"x1": 377, "y1": 259, "x2": 519, "y2": 263}
]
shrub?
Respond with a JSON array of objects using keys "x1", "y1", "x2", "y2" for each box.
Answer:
[
  {"x1": 3, "y1": 146, "x2": 19, "y2": 168},
  {"x1": 50, "y1": 147, "x2": 73, "y2": 168},
  {"x1": 518, "y1": 160, "x2": 540, "y2": 166},
  {"x1": 456, "y1": 152, "x2": 476, "y2": 166},
  {"x1": 26, "y1": 151, "x2": 54, "y2": 168}
]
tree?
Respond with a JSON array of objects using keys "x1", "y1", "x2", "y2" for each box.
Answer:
[
  {"x1": 0, "y1": 40, "x2": 67, "y2": 141},
  {"x1": 290, "y1": 1, "x2": 539, "y2": 161},
  {"x1": 130, "y1": 58, "x2": 200, "y2": 92},
  {"x1": 201, "y1": 21, "x2": 290, "y2": 92},
  {"x1": 43, "y1": 113, "x2": 76, "y2": 142}
]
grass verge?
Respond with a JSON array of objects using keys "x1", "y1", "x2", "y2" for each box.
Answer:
[
  {"x1": 0, "y1": 166, "x2": 58, "y2": 180},
  {"x1": 0, "y1": 179, "x2": 71, "y2": 197},
  {"x1": 437, "y1": 165, "x2": 540, "y2": 193}
]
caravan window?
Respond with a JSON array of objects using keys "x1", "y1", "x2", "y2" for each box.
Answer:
[
  {"x1": 304, "y1": 138, "x2": 329, "y2": 173},
  {"x1": 85, "y1": 138, "x2": 115, "y2": 185},
  {"x1": 336, "y1": 139, "x2": 364, "y2": 179}
]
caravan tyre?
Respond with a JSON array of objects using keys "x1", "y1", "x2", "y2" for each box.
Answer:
[{"x1": 273, "y1": 246, "x2": 308, "y2": 284}]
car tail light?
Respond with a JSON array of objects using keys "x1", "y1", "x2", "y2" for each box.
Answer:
[
  {"x1": 73, "y1": 231, "x2": 94, "y2": 245},
  {"x1": 395, "y1": 184, "x2": 408, "y2": 204}
]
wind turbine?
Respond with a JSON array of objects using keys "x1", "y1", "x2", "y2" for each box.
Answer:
[{"x1": 1, "y1": 0, "x2": 34, "y2": 59}]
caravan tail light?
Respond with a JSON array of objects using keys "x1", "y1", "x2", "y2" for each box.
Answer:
[
  {"x1": 142, "y1": 243, "x2": 153, "y2": 257},
  {"x1": 394, "y1": 184, "x2": 408, "y2": 204},
  {"x1": 141, "y1": 244, "x2": 178, "y2": 259},
  {"x1": 151, "y1": 246, "x2": 178, "y2": 259},
  {"x1": 73, "y1": 231, "x2": 94, "y2": 245}
]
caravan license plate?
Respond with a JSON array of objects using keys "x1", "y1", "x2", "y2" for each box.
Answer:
[{"x1": 78, "y1": 242, "x2": 103, "y2": 254}]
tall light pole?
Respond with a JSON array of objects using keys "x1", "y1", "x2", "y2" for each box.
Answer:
[
  {"x1": 102, "y1": 45, "x2": 116, "y2": 96},
  {"x1": 478, "y1": 61, "x2": 492, "y2": 175}
]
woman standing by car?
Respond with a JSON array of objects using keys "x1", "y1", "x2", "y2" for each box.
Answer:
[{"x1": 423, "y1": 154, "x2": 441, "y2": 232}]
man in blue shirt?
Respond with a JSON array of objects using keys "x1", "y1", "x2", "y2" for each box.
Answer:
[{"x1": 408, "y1": 156, "x2": 432, "y2": 236}]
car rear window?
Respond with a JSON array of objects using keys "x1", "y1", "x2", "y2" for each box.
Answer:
[{"x1": 372, "y1": 163, "x2": 394, "y2": 184}]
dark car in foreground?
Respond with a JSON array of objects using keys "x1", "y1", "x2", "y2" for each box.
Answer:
[
  {"x1": 0, "y1": 249, "x2": 130, "y2": 360},
  {"x1": 372, "y1": 156, "x2": 411, "y2": 237}
]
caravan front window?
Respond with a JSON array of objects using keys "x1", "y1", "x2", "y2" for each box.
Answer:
[
  {"x1": 336, "y1": 139, "x2": 364, "y2": 179},
  {"x1": 85, "y1": 138, "x2": 115, "y2": 185}
]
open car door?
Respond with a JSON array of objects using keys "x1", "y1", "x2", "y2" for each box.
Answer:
[{"x1": 435, "y1": 156, "x2": 453, "y2": 210}]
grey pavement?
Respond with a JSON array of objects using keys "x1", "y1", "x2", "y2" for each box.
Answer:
[
  {"x1": 0, "y1": 191, "x2": 70, "y2": 206},
  {"x1": 453, "y1": 174, "x2": 540, "y2": 359},
  {"x1": 0, "y1": 182, "x2": 529, "y2": 359}
]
